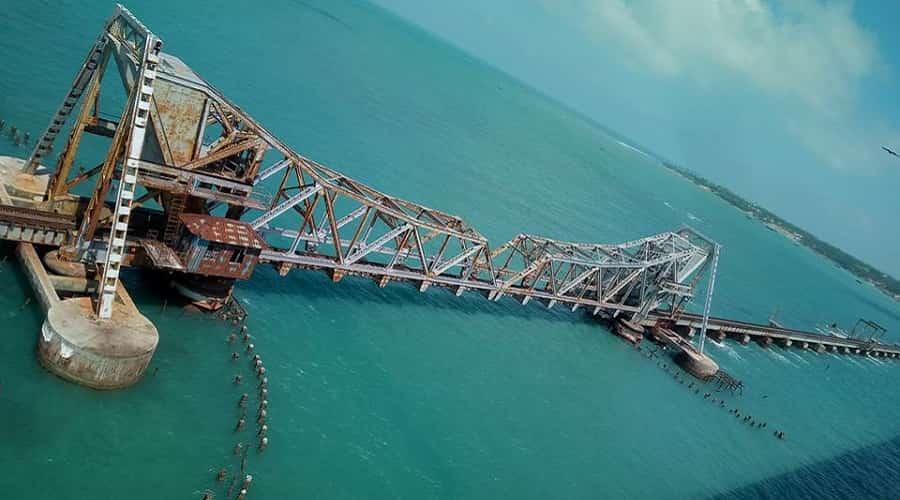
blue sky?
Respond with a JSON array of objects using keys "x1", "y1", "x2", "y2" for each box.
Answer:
[{"x1": 371, "y1": 0, "x2": 900, "y2": 276}]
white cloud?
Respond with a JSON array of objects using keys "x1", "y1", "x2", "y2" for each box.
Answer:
[{"x1": 545, "y1": 0, "x2": 892, "y2": 171}]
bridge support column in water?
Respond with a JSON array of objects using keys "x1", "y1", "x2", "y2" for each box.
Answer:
[
  {"x1": 17, "y1": 242, "x2": 158, "y2": 389},
  {"x1": 675, "y1": 349, "x2": 719, "y2": 379}
]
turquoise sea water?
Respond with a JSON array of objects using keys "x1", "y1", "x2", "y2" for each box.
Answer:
[{"x1": 2, "y1": 1, "x2": 900, "y2": 498}]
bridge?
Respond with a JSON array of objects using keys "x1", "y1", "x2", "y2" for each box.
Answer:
[
  {"x1": 644, "y1": 313, "x2": 900, "y2": 358},
  {"x1": 0, "y1": 5, "x2": 893, "y2": 390}
]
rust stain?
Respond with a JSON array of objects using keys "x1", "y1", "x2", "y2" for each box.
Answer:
[
  {"x1": 179, "y1": 213, "x2": 267, "y2": 249},
  {"x1": 152, "y1": 80, "x2": 205, "y2": 165}
]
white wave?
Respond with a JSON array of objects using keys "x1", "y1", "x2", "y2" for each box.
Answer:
[
  {"x1": 864, "y1": 355, "x2": 886, "y2": 367},
  {"x1": 766, "y1": 349, "x2": 798, "y2": 367},
  {"x1": 616, "y1": 140, "x2": 653, "y2": 159},
  {"x1": 785, "y1": 350, "x2": 811, "y2": 366},
  {"x1": 686, "y1": 212, "x2": 703, "y2": 223},
  {"x1": 709, "y1": 341, "x2": 744, "y2": 363}
]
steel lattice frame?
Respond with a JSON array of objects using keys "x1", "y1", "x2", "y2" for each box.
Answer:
[{"x1": 20, "y1": 4, "x2": 720, "y2": 324}]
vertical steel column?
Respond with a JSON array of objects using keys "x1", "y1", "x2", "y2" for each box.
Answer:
[{"x1": 698, "y1": 244, "x2": 720, "y2": 354}]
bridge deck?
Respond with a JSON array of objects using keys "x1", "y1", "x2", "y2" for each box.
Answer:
[{"x1": 645, "y1": 313, "x2": 900, "y2": 357}]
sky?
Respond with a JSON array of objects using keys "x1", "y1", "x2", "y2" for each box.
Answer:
[{"x1": 370, "y1": 0, "x2": 900, "y2": 277}]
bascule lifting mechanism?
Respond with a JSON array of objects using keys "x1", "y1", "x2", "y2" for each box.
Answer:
[{"x1": 13, "y1": 4, "x2": 720, "y2": 341}]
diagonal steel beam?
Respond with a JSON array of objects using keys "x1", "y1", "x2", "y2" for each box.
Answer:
[
  {"x1": 254, "y1": 158, "x2": 292, "y2": 185},
  {"x1": 431, "y1": 244, "x2": 484, "y2": 277},
  {"x1": 344, "y1": 223, "x2": 412, "y2": 265},
  {"x1": 250, "y1": 184, "x2": 321, "y2": 229}
]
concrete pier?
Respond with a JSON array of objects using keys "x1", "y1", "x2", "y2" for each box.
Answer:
[
  {"x1": 675, "y1": 349, "x2": 719, "y2": 379},
  {"x1": 17, "y1": 242, "x2": 159, "y2": 390},
  {"x1": 16, "y1": 242, "x2": 59, "y2": 313},
  {"x1": 39, "y1": 295, "x2": 158, "y2": 390},
  {"x1": 614, "y1": 318, "x2": 644, "y2": 345}
]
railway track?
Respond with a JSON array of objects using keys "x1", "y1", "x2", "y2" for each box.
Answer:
[{"x1": 0, "y1": 204, "x2": 75, "y2": 232}]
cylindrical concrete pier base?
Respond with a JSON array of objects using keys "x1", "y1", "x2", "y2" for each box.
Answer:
[
  {"x1": 38, "y1": 297, "x2": 158, "y2": 390},
  {"x1": 43, "y1": 249, "x2": 88, "y2": 277},
  {"x1": 675, "y1": 350, "x2": 719, "y2": 380}
]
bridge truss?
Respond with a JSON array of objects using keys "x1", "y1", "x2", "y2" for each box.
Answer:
[{"x1": 10, "y1": 4, "x2": 720, "y2": 334}]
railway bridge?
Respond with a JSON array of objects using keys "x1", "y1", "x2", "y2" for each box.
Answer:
[{"x1": 0, "y1": 5, "x2": 893, "y2": 390}]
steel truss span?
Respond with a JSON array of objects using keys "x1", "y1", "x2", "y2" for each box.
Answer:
[{"x1": 17, "y1": 4, "x2": 720, "y2": 326}]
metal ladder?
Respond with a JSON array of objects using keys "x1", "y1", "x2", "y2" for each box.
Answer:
[
  {"x1": 162, "y1": 193, "x2": 187, "y2": 246},
  {"x1": 96, "y1": 36, "x2": 162, "y2": 319},
  {"x1": 24, "y1": 36, "x2": 109, "y2": 174}
]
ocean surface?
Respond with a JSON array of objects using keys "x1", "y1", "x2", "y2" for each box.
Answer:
[{"x1": 2, "y1": 1, "x2": 900, "y2": 498}]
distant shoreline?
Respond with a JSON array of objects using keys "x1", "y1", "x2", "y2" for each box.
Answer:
[{"x1": 661, "y1": 161, "x2": 900, "y2": 303}]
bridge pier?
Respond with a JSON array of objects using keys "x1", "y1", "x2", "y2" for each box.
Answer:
[
  {"x1": 376, "y1": 275, "x2": 390, "y2": 288},
  {"x1": 276, "y1": 262, "x2": 292, "y2": 277},
  {"x1": 814, "y1": 343, "x2": 825, "y2": 353},
  {"x1": 782, "y1": 338, "x2": 792, "y2": 348},
  {"x1": 842, "y1": 347, "x2": 851, "y2": 354},
  {"x1": 759, "y1": 336, "x2": 773, "y2": 348},
  {"x1": 675, "y1": 349, "x2": 719, "y2": 380},
  {"x1": 853, "y1": 348, "x2": 861, "y2": 355},
  {"x1": 800, "y1": 341, "x2": 809, "y2": 350},
  {"x1": 418, "y1": 280, "x2": 430, "y2": 292},
  {"x1": 740, "y1": 334, "x2": 750, "y2": 345},
  {"x1": 673, "y1": 325, "x2": 694, "y2": 338},
  {"x1": 330, "y1": 269, "x2": 345, "y2": 283},
  {"x1": 614, "y1": 319, "x2": 644, "y2": 345},
  {"x1": 17, "y1": 242, "x2": 158, "y2": 390}
]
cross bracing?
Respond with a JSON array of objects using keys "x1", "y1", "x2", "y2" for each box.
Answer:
[{"x1": 17, "y1": 4, "x2": 719, "y2": 326}]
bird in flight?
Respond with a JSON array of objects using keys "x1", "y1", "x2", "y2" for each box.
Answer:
[{"x1": 883, "y1": 146, "x2": 899, "y2": 157}]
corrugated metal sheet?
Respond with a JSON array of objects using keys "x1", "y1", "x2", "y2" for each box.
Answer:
[
  {"x1": 179, "y1": 213, "x2": 267, "y2": 249},
  {"x1": 139, "y1": 239, "x2": 185, "y2": 270}
]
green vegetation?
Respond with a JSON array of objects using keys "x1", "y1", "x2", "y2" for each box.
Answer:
[{"x1": 662, "y1": 161, "x2": 900, "y2": 301}]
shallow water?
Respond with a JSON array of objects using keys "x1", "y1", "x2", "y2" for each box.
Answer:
[{"x1": 1, "y1": 1, "x2": 900, "y2": 498}]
